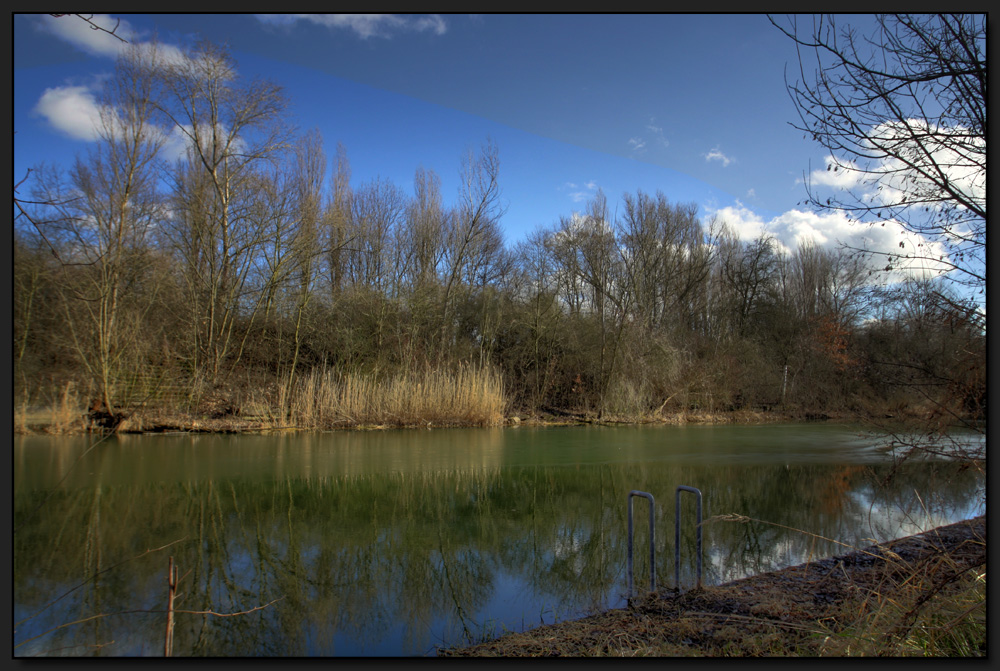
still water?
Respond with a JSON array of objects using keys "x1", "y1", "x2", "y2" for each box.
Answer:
[{"x1": 13, "y1": 423, "x2": 984, "y2": 656}]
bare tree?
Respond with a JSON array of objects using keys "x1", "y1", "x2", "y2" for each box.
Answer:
[
  {"x1": 772, "y1": 14, "x2": 985, "y2": 297},
  {"x1": 27, "y1": 44, "x2": 165, "y2": 419},
  {"x1": 325, "y1": 142, "x2": 352, "y2": 298},
  {"x1": 280, "y1": 130, "x2": 326, "y2": 407},
  {"x1": 396, "y1": 166, "x2": 448, "y2": 366},
  {"x1": 509, "y1": 229, "x2": 563, "y2": 408},
  {"x1": 405, "y1": 166, "x2": 448, "y2": 292},
  {"x1": 152, "y1": 41, "x2": 290, "y2": 383},
  {"x1": 14, "y1": 14, "x2": 128, "y2": 257},
  {"x1": 346, "y1": 177, "x2": 406, "y2": 294},
  {"x1": 344, "y1": 176, "x2": 407, "y2": 357},
  {"x1": 547, "y1": 190, "x2": 632, "y2": 415},
  {"x1": 618, "y1": 191, "x2": 711, "y2": 333},
  {"x1": 786, "y1": 241, "x2": 868, "y2": 327},
  {"x1": 719, "y1": 231, "x2": 782, "y2": 339},
  {"x1": 439, "y1": 139, "x2": 506, "y2": 359}
]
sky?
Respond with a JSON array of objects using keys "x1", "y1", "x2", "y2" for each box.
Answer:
[{"x1": 12, "y1": 13, "x2": 956, "y2": 267}]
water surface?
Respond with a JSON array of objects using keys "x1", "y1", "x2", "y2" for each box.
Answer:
[{"x1": 13, "y1": 424, "x2": 984, "y2": 656}]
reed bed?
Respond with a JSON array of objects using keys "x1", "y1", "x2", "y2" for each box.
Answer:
[{"x1": 287, "y1": 365, "x2": 506, "y2": 429}]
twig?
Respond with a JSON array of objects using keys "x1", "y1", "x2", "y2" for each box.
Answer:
[
  {"x1": 170, "y1": 599, "x2": 286, "y2": 617},
  {"x1": 48, "y1": 14, "x2": 127, "y2": 42},
  {"x1": 15, "y1": 599, "x2": 285, "y2": 651},
  {"x1": 165, "y1": 557, "x2": 177, "y2": 657},
  {"x1": 15, "y1": 538, "x2": 188, "y2": 629}
]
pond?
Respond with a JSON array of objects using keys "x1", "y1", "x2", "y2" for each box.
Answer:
[{"x1": 13, "y1": 423, "x2": 984, "y2": 657}]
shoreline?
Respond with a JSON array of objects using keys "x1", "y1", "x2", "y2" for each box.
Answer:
[
  {"x1": 439, "y1": 515, "x2": 987, "y2": 657},
  {"x1": 14, "y1": 405, "x2": 909, "y2": 436}
]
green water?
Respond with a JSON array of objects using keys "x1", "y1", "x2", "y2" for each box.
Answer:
[{"x1": 13, "y1": 424, "x2": 984, "y2": 656}]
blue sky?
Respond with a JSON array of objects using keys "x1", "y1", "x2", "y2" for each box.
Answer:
[{"x1": 14, "y1": 13, "x2": 939, "y2": 260}]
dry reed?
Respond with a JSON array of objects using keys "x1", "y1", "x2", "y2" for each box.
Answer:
[
  {"x1": 289, "y1": 365, "x2": 506, "y2": 429},
  {"x1": 49, "y1": 382, "x2": 84, "y2": 434},
  {"x1": 14, "y1": 399, "x2": 28, "y2": 435}
]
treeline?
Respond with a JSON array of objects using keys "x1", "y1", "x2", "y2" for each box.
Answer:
[{"x1": 13, "y1": 41, "x2": 985, "y2": 429}]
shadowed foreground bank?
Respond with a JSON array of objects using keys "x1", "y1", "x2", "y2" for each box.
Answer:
[{"x1": 439, "y1": 515, "x2": 986, "y2": 657}]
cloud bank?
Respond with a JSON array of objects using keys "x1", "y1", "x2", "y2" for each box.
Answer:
[{"x1": 706, "y1": 202, "x2": 951, "y2": 281}]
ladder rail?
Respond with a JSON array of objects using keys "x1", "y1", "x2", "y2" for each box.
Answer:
[
  {"x1": 626, "y1": 490, "x2": 656, "y2": 599},
  {"x1": 674, "y1": 485, "x2": 703, "y2": 591}
]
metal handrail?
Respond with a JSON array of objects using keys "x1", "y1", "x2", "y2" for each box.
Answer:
[
  {"x1": 626, "y1": 490, "x2": 656, "y2": 599},
  {"x1": 674, "y1": 485, "x2": 703, "y2": 590}
]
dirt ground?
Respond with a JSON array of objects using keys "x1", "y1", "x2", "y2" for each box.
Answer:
[{"x1": 438, "y1": 515, "x2": 986, "y2": 657}]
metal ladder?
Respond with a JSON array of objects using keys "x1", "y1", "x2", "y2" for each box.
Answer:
[{"x1": 626, "y1": 485, "x2": 703, "y2": 599}]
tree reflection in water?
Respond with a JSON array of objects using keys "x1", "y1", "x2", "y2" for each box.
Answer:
[{"x1": 14, "y1": 428, "x2": 983, "y2": 656}]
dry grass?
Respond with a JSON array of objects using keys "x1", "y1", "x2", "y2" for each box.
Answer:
[
  {"x1": 16, "y1": 365, "x2": 506, "y2": 433},
  {"x1": 42, "y1": 382, "x2": 86, "y2": 434},
  {"x1": 7, "y1": 367, "x2": 507, "y2": 434},
  {"x1": 287, "y1": 365, "x2": 506, "y2": 429},
  {"x1": 440, "y1": 515, "x2": 986, "y2": 657},
  {"x1": 14, "y1": 399, "x2": 28, "y2": 435}
]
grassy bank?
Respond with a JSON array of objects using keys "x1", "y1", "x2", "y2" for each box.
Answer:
[
  {"x1": 12, "y1": 401, "x2": 867, "y2": 435},
  {"x1": 12, "y1": 365, "x2": 972, "y2": 436},
  {"x1": 440, "y1": 515, "x2": 986, "y2": 657},
  {"x1": 14, "y1": 366, "x2": 507, "y2": 434}
]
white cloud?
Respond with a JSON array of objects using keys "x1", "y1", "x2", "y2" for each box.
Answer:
[
  {"x1": 411, "y1": 15, "x2": 448, "y2": 35},
  {"x1": 706, "y1": 203, "x2": 950, "y2": 281},
  {"x1": 563, "y1": 180, "x2": 599, "y2": 203},
  {"x1": 807, "y1": 155, "x2": 863, "y2": 189},
  {"x1": 33, "y1": 85, "x2": 103, "y2": 141},
  {"x1": 257, "y1": 14, "x2": 447, "y2": 39},
  {"x1": 135, "y1": 41, "x2": 192, "y2": 71},
  {"x1": 156, "y1": 125, "x2": 197, "y2": 163},
  {"x1": 805, "y1": 121, "x2": 985, "y2": 218},
  {"x1": 746, "y1": 188, "x2": 756, "y2": 198},
  {"x1": 35, "y1": 14, "x2": 137, "y2": 58},
  {"x1": 33, "y1": 82, "x2": 194, "y2": 161},
  {"x1": 866, "y1": 119, "x2": 985, "y2": 212},
  {"x1": 628, "y1": 137, "x2": 646, "y2": 154},
  {"x1": 704, "y1": 146, "x2": 733, "y2": 167},
  {"x1": 35, "y1": 14, "x2": 194, "y2": 71},
  {"x1": 30, "y1": 21, "x2": 239, "y2": 153}
]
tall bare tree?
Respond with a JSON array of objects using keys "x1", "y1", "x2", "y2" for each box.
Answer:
[
  {"x1": 152, "y1": 41, "x2": 289, "y2": 384},
  {"x1": 344, "y1": 176, "x2": 407, "y2": 357},
  {"x1": 325, "y1": 142, "x2": 352, "y2": 299},
  {"x1": 439, "y1": 139, "x2": 506, "y2": 360},
  {"x1": 281, "y1": 130, "x2": 326, "y2": 405},
  {"x1": 29, "y1": 44, "x2": 165, "y2": 418},
  {"x1": 405, "y1": 166, "x2": 448, "y2": 292}
]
